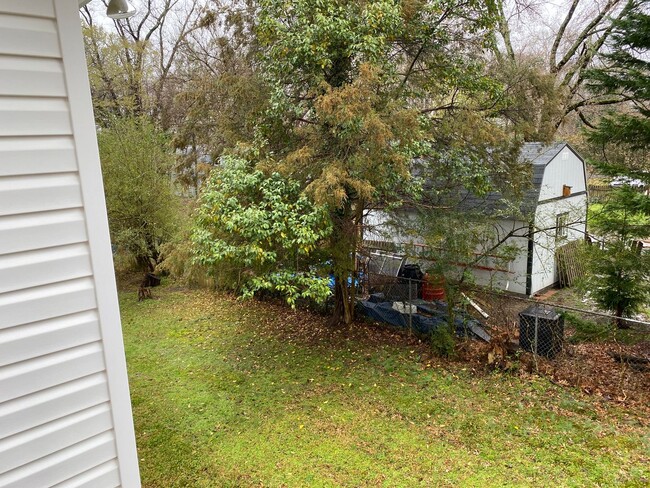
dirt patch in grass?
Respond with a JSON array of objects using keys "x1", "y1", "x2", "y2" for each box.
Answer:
[{"x1": 550, "y1": 342, "x2": 650, "y2": 404}]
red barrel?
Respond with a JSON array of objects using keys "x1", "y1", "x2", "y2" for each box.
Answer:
[{"x1": 422, "y1": 274, "x2": 445, "y2": 301}]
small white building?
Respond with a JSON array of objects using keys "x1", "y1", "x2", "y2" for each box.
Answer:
[
  {"x1": 0, "y1": 1, "x2": 140, "y2": 487},
  {"x1": 365, "y1": 142, "x2": 588, "y2": 296}
]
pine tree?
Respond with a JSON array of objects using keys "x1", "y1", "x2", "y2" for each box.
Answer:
[
  {"x1": 583, "y1": 0, "x2": 650, "y2": 326},
  {"x1": 587, "y1": 0, "x2": 650, "y2": 161}
]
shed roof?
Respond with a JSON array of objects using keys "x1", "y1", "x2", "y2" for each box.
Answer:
[{"x1": 458, "y1": 142, "x2": 570, "y2": 217}]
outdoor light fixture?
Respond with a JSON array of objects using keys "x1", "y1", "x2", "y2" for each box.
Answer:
[{"x1": 106, "y1": 0, "x2": 136, "y2": 19}]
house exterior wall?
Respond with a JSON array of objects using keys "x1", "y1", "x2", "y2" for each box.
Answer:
[
  {"x1": 364, "y1": 145, "x2": 588, "y2": 296},
  {"x1": 364, "y1": 211, "x2": 530, "y2": 294},
  {"x1": 468, "y1": 219, "x2": 530, "y2": 295},
  {"x1": 0, "y1": 1, "x2": 140, "y2": 487},
  {"x1": 529, "y1": 146, "x2": 588, "y2": 294},
  {"x1": 364, "y1": 209, "x2": 426, "y2": 248}
]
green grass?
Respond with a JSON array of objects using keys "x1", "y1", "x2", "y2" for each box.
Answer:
[{"x1": 121, "y1": 286, "x2": 649, "y2": 487}]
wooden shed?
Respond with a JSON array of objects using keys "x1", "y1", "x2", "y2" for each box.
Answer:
[
  {"x1": 0, "y1": 1, "x2": 140, "y2": 486},
  {"x1": 365, "y1": 142, "x2": 588, "y2": 296}
]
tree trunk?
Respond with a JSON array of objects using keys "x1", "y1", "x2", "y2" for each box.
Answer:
[
  {"x1": 614, "y1": 304, "x2": 630, "y2": 329},
  {"x1": 332, "y1": 275, "x2": 353, "y2": 325},
  {"x1": 328, "y1": 195, "x2": 359, "y2": 326}
]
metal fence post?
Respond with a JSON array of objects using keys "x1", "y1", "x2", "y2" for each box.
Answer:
[
  {"x1": 408, "y1": 278, "x2": 413, "y2": 334},
  {"x1": 534, "y1": 314, "x2": 539, "y2": 356}
]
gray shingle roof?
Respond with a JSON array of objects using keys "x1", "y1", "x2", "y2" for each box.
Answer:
[
  {"x1": 520, "y1": 141, "x2": 567, "y2": 212},
  {"x1": 458, "y1": 142, "x2": 568, "y2": 217}
]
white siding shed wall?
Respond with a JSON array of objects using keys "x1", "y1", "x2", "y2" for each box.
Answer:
[
  {"x1": 537, "y1": 147, "x2": 587, "y2": 201},
  {"x1": 468, "y1": 219, "x2": 529, "y2": 295},
  {"x1": 530, "y1": 146, "x2": 588, "y2": 294},
  {"x1": 0, "y1": 1, "x2": 139, "y2": 487},
  {"x1": 531, "y1": 194, "x2": 588, "y2": 293}
]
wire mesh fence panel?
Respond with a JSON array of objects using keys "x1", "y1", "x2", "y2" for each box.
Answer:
[
  {"x1": 361, "y1": 270, "x2": 650, "y2": 403},
  {"x1": 366, "y1": 251, "x2": 405, "y2": 277}
]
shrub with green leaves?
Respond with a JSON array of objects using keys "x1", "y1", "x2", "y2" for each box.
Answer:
[
  {"x1": 98, "y1": 116, "x2": 179, "y2": 270},
  {"x1": 192, "y1": 156, "x2": 332, "y2": 306}
]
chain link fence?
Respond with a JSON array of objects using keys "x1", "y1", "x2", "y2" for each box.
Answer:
[
  {"x1": 461, "y1": 286, "x2": 650, "y2": 403},
  {"x1": 359, "y1": 269, "x2": 650, "y2": 403},
  {"x1": 468, "y1": 286, "x2": 650, "y2": 344}
]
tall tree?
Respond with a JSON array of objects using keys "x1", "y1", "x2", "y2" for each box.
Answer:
[
  {"x1": 586, "y1": 0, "x2": 650, "y2": 162},
  {"x1": 582, "y1": 0, "x2": 650, "y2": 326},
  {"x1": 252, "y1": 0, "x2": 523, "y2": 324},
  {"x1": 81, "y1": 0, "x2": 207, "y2": 126},
  {"x1": 170, "y1": 0, "x2": 265, "y2": 194},
  {"x1": 492, "y1": 0, "x2": 630, "y2": 139},
  {"x1": 99, "y1": 117, "x2": 179, "y2": 271}
]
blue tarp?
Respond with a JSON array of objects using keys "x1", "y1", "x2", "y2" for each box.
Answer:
[{"x1": 359, "y1": 299, "x2": 491, "y2": 341}]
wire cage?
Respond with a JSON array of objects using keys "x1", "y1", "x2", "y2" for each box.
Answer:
[{"x1": 519, "y1": 304, "x2": 564, "y2": 358}]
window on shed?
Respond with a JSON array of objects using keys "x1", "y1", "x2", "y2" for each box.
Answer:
[{"x1": 556, "y1": 213, "x2": 569, "y2": 239}]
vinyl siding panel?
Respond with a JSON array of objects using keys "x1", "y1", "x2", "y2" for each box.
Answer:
[
  {"x1": 0, "y1": 243, "x2": 92, "y2": 294},
  {"x1": 0, "y1": 209, "x2": 88, "y2": 255},
  {"x1": 0, "y1": 173, "x2": 83, "y2": 216},
  {"x1": 0, "y1": 56, "x2": 66, "y2": 97},
  {"x1": 0, "y1": 342, "x2": 106, "y2": 403},
  {"x1": 0, "y1": 373, "x2": 110, "y2": 440},
  {"x1": 0, "y1": 431, "x2": 117, "y2": 488},
  {"x1": 0, "y1": 2, "x2": 137, "y2": 485},
  {"x1": 531, "y1": 194, "x2": 588, "y2": 294},
  {"x1": 52, "y1": 460, "x2": 121, "y2": 488},
  {"x1": 0, "y1": 2, "x2": 55, "y2": 18},
  {"x1": 537, "y1": 147, "x2": 587, "y2": 201},
  {"x1": 0, "y1": 98, "x2": 72, "y2": 136},
  {"x1": 0, "y1": 136, "x2": 77, "y2": 176},
  {"x1": 0, "y1": 278, "x2": 97, "y2": 330},
  {"x1": 0, "y1": 15, "x2": 59, "y2": 58},
  {"x1": 0, "y1": 403, "x2": 113, "y2": 474},
  {"x1": 0, "y1": 311, "x2": 101, "y2": 367}
]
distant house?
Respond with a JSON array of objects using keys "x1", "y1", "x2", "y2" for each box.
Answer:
[
  {"x1": 364, "y1": 142, "x2": 588, "y2": 296},
  {"x1": 0, "y1": 1, "x2": 139, "y2": 487}
]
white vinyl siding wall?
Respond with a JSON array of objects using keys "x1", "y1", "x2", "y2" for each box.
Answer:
[
  {"x1": 537, "y1": 147, "x2": 587, "y2": 201},
  {"x1": 0, "y1": 1, "x2": 139, "y2": 487},
  {"x1": 468, "y1": 219, "x2": 529, "y2": 295},
  {"x1": 529, "y1": 147, "x2": 588, "y2": 294},
  {"x1": 531, "y1": 194, "x2": 588, "y2": 293}
]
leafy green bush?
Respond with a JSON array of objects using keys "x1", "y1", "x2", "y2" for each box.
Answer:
[{"x1": 192, "y1": 156, "x2": 332, "y2": 306}]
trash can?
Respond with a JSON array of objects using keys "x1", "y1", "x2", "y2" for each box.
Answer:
[
  {"x1": 397, "y1": 264, "x2": 423, "y2": 299},
  {"x1": 519, "y1": 305, "x2": 564, "y2": 358}
]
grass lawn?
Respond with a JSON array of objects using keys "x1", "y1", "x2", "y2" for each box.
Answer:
[{"x1": 121, "y1": 286, "x2": 649, "y2": 487}]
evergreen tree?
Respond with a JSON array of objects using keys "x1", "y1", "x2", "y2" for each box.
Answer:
[
  {"x1": 583, "y1": 0, "x2": 650, "y2": 326},
  {"x1": 587, "y1": 0, "x2": 650, "y2": 160}
]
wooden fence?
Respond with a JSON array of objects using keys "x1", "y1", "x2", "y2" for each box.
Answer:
[
  {"x1": 588, "y1": 184, "x2": 612, "y2": 202},
  {"x1": 556, "y1": 240, "x2": 586, "y2": 288}
]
